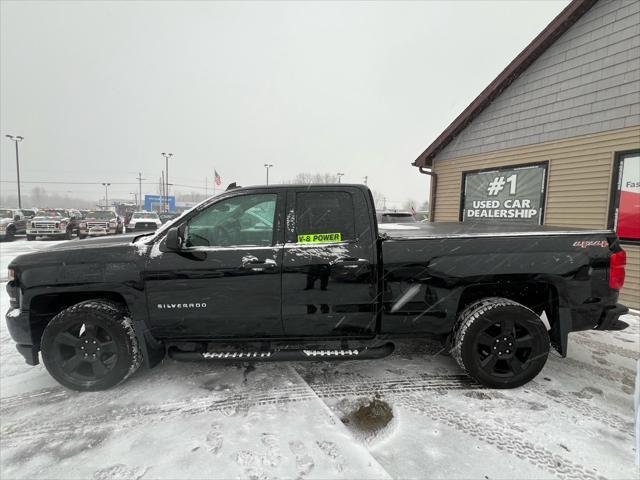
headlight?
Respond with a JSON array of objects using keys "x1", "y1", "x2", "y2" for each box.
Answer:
[
  {"x1": 59, "y1": 221, "x2": 67, "y2": 228},
  {"x1": 79, "y1": 222, "x2": 87, "y2": 228},
  {"x1": 109, "y1": 220, "x2": 117, "y2": 226}
]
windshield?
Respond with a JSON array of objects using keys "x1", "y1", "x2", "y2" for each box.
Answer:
[
  {"x1": 84, "y1": 211, "x2": 115, "y2": 220},
  {"x1": 132, "y1": 212, "x2": 159, "y2": 219},
  {"x1": 0, "y1": 209, "x2": 12, "y2": 219},
  {"x1": 36, "y1": 210, "x2": 62, "y2": 218}
]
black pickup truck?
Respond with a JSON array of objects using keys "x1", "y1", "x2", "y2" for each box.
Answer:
[{"x1": 5, "y1": 184, "x2": 629, "y2": 391}]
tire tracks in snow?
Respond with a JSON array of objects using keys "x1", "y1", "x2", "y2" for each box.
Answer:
[{"x1": 0, "y1": 374, "x2": 476, "y2": 447}]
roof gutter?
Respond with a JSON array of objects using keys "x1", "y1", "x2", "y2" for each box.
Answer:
[{"x1": 418, "y1": 166, "x2": 437, "y2": 222}]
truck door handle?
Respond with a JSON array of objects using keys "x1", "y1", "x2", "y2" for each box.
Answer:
[
  {"x1": 333, "y1": 258, "x2": 369, "y2": 269},
  {"x1": 241, "y1": 257, "x2": 277, "y2": 271}
]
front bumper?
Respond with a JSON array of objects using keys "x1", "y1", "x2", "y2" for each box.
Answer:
[
  {"x1": 5, "y1": 307, "x2": 39, "y2": 365},
  {"x1": 80, "y1": 228, "x2": 117, "y2": 236},
  {"x1": 26, "y1": 229, "x2": 67, "y2": 236},
  {"x1": 130, "y1": 224, "x2": 159, "y2": 231},
  {"x1": 595, "y1": 303, "x2": 629, "y2": 331}
]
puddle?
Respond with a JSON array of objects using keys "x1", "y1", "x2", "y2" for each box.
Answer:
[{"x1": 340, "y1": 398, "x2": 394, "y2": 441}]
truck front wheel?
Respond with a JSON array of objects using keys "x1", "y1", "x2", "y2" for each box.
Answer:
[
  {"x1": 452, "y1": 297, "x2": 549, "y2": 389},
  {"x1": 41, "y1": 300, "x2": 142, "y2": 391}
]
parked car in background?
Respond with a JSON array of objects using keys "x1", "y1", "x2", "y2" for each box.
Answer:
[
  {"x1": 78, "y1": 210, "x2": 123, "y2": 239},
  {"x1": 0, "y1": 208, "x2": 27, "y2": 241},
  {"x1": 26, "y1": 209, "x2": 81, "y2": 240},
  {"x1": 376, "y1": 210, "x2": 417, "y2": 224},
  {"x1": 20, "y1": 208, "x2": 37, "y2": 220},
  {"x1": 127, "y1": 211, "x2": 162, "y2": 231},
  {"x1": 159, "y1": 212, "x2": 180, "y2": 224}
]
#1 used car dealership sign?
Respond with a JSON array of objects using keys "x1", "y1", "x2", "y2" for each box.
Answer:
[{"x1": 461, "y1": 163, "x2": 547, "y2": 225}]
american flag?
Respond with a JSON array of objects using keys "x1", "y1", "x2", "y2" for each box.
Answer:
[{"x1": 214, "y1": 170, "x2": 221, "y2": 186}]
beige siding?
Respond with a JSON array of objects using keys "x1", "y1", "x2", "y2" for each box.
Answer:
[
  {"x1": 431, "y1": 125, "x2": 640, "y2": 308},
  {"x1": 620, "y1": 243, "x2": 639, "y2": 310}
]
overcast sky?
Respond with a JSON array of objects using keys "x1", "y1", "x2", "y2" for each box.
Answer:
[{"x1": 1, "y1": 0, "x2": 570, "y2": 208}]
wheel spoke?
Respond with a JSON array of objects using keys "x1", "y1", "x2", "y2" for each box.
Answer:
[
  {"x1": 509, "y1": 356, "x2": 525, "y2": 375},
  {"x1": 500, "y1": 318, "x2": 515, "y2": 336},
  {"x1": 477, "y1": 332, "x2": 495, "y2": 347},
  {"x1": 480, "y1": 353, "x2": 498, "y2": 370},
  {"x1": 56, "y1": 332, "x2": 80, "y2": 348},
  {"x1": 83, "y1": 324, "x2": 98, "y2": 337},
  {"x1": 61, "y1": 354, "x2": 84, "y2": 372},
  {"x1": 515, "y1": 334, "x2": 534, "y2": 349},
  {"x1": 100, "y1": 341, "x2": 117, "y2": 353},
  {"x1": 91, "y1": 360, "x2": 108, "y2": 377}
]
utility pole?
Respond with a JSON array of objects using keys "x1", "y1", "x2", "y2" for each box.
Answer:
[
  {"x1": 5, "y1": 135, "x2": 24, "y2": 208},
  {"x1": 136, "y1": 172, "x2": 145, "y2": 210},
  {"x1": 264, "y1": 164, "x2": 274, "y2": 185},
  {"x1": 102, "y1": 183, "x2": 111, "y2": 209},
  {"x1": 162, "y1": 153, "x2": 173, "y2": 212},
  {"x1": 337, "y1": 173, "x2": 344, "y2": 184}
]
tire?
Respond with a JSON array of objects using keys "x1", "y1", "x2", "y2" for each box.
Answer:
[
  {"x1": 26, "y1": 235, "x2": 36, "y2": 241},
  {"x1": 78, "y1": 234, "x2": 87, "y2": 240},
  {"x1": 452, "y1": 297, "x2": 549, "y2": 389},
  {"x1": 64, "y1": 228, "x2": 73, "y2": 240},
  {"x1": 5, "y1": 227, "x2": 15, "y2": 241},
  {"x1": 41, "y1": 300, "x2": 142, "y2": 391}
]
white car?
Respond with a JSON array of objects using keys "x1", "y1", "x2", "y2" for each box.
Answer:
[{"x1": 127, "y1": 211, "x2": 162, "y2": 231}]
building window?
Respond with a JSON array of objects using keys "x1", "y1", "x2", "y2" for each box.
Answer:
[
  {"x1": 609, "y1": 150, "x2": 640, "y2": 242},
  {"x1": 459, "y1": 162, "x2": 548, "y2": 225}
]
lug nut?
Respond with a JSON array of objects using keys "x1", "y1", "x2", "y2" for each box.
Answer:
[{"x1": 506, "y1": 350, "x2": 510, "y2": 354}]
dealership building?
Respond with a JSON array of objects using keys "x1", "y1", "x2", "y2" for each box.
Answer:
[{"x1": 413, "y1": 0, "x2": 639, "y2": 308}]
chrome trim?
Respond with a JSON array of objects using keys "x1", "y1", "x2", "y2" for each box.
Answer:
[{"x1": 384, "y1": 230, "x2": 614, "y2": 240}]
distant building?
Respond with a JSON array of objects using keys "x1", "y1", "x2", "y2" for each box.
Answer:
[{"x1": 413, "y1": 0, "x2": 640, "y2": 308}]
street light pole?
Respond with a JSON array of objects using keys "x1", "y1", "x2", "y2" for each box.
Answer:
[
  {"x1": 102, "y1": 183, "x2": 111, "y2": 209},
  {"x1": 5, "y1": 135, "x2": 24, "y2": 208},
  {"x1": 264, "y1": 164, "x2": 274, "y2": 185},
  {"x1": 136, "y1": 172, "x2": 145, "y2": 210},
  {"x1": 337, "y1": 173, "x2": 344, "y2": 184},
  {"x1": 162, "y1": 153, "x2": 173, "y2": 212}
]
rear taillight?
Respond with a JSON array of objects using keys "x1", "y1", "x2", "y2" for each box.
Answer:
[{"x1": 609, "y1": 250, "x2": 626, "y2": 289}]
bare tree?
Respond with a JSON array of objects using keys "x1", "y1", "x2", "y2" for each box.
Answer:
[{"x1": 286, "y1": 172, "x2": 339, "y2": 184}]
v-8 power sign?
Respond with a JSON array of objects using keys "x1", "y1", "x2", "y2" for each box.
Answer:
[{"x1": 461, "y1": 164, "x2": 547, "y2": 224}]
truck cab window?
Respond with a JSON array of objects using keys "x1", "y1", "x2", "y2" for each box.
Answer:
[
  {"x1": 185, "y1": 194, "x2": 277, "y2": 247},
  {"x1": 295, "y1": 191, "x2": 355, "y2": 242}
]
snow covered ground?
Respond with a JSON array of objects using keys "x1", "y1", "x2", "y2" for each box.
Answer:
[{"x1": 0, "y1": 238, "x2": 638, "y2": 480}]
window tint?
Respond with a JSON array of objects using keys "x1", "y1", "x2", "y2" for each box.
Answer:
[
  {"x1": 186, "y1": 194, "x2": 277, "y2": 247},
  {"x1": 295, "y1": 192, "x2": 355, "y2": 242}
]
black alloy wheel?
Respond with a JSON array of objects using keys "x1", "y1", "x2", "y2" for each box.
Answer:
[
  {"x1": 453, "y1": 297, "x2": 549, "y2": 389},
  {"x1": 41, "y1": 300, "x2": 142, "y2": 391},
  {"x1": 50, "y1": 322, "x2": 119, "y2": 382}
]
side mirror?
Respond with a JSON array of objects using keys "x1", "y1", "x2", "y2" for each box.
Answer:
[
  {"x1": 14, "y1": 215, "x2": 20, "y2": 221},
  {"x1": 165, "y1": 227, "x2": 182, "y2": 250}
]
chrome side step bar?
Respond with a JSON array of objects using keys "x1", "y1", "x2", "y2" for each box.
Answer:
[{"x1": 168, "y1": 342, "x2": 394, "y2": 362}]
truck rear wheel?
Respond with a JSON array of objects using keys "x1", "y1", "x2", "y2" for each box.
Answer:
[
  {"x1": 26, "y1": 235, "x2": 36, "y2": 241},
  {"x1": 452, "y1": 297, "x2": 549, "y2": 389},
  {"x1": 41, "y1": 300, "x2": 142, "y2": 391}
]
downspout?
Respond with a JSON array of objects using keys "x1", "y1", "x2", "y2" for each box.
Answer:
[{"x1": 418, "y1": 166, "x2": 437, "y2": 222}]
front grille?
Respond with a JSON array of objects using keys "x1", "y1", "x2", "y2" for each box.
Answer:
[
  {"x1": 134, "y1": 222, "x2": 157, "y2": 230},
  {"x1": 33, "y1": 222, "x2": 57, "y2": 229},
  {"x1": 87, "y1": 222, "x2": 108, "y2": 229}
]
